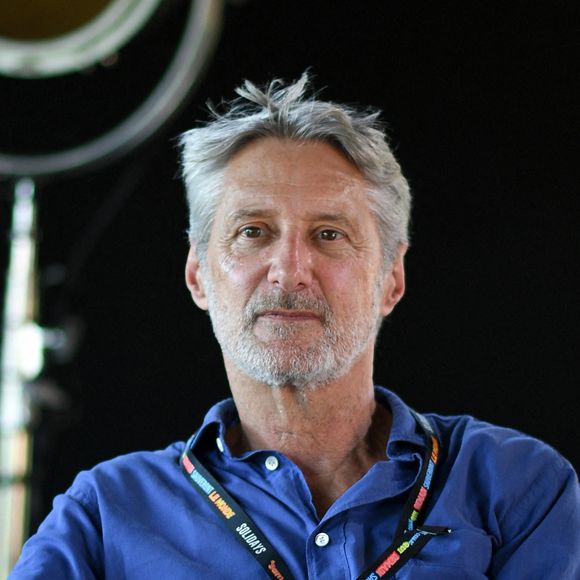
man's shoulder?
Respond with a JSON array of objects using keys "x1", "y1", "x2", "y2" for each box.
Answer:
[
  {"x1": 428, "y1": 411, "x2": 562, "y2": 454},
  {"x1": 377, "y1": 385, "x2": 574, "y2": 475},
  {"x1": 66, "y1": 440, "x2": 188, "y2": 505},
  {"x1": 425, "y1": 411, "x2": 576, "y2": 491}
]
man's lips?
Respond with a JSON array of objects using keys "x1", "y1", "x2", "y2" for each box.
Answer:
[{"x1": 257, "y1": 309, "x2": 320, "y2": 321}]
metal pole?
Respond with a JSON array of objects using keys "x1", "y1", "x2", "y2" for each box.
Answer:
[{"x1": 0, "y1": 178, "x2": 43, "y2": 576}]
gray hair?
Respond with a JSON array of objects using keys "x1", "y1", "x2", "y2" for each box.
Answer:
[{"x1": 179, "y1": 72, "x2": 411, "y2": 265}]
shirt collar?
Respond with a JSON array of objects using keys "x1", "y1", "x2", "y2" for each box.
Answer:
[
  {"x1": 189, "y1": 385, "x2": 427, "y2": 459},
  {"x1": 374, "y1": 386, "x2": 426, "y2": 459},
  {"x1": 188, "y1": 398, "x2": 239, "y2": 456}
]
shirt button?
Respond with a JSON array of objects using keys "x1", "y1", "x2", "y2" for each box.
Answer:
[
  {"x1": 314, "y1": 533, "x2": 330, "y2": 547},
  {"x1": 264, "y1": 455, "x2": 279, "y2": 471},
  {"x1": 216, "y1": 438, "x2": 224, "y2": 453}
]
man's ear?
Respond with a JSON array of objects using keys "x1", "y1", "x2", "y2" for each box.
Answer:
[
  {"x1": 185, "y1": 246, "x2": 209, "y2": 311},
  {"x1": 379, "y1": 244, "x2": 407, "y2": 317}
]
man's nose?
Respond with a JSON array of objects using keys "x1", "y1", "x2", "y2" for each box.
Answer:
[{"x1": 267, "y1": 233, "x2": 313, "y2": 292}]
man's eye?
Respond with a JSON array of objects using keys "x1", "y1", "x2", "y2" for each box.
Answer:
[
  {"x1": 318, "y1": 229, "x2": 343, "y2": 241},
  {"x1": 240, "y1": 226, "x2": 263, "y2": 238}
]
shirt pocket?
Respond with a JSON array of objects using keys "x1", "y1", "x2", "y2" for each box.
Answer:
[{"x1": 395, "y1": 526, "x2": 492, "y2": 579}]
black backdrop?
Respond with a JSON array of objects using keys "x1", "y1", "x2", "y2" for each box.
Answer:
[{"x1": 0, "y1": 0, "x2": 578, "y2": 534}]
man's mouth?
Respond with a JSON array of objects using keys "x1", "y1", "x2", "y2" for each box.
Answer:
[{"x1": 258, "y1": 309, "x2": 320, "y2": 321}]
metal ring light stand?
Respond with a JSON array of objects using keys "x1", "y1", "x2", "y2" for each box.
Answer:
[
  {"x1": 0, "y1": 0, "x2": 223, "y2": 177},
  {"x1": 0, "y1": 0, "x2": 223, "y2": 573}
]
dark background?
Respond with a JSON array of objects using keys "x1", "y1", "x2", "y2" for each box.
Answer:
[{"x1": 1, "y1": 0, "x2": 578, "y2": 534}]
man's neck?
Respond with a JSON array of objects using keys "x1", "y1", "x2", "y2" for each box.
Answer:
[{"x1": 224, "y1": 353, "x2": 392, "y2": 515}]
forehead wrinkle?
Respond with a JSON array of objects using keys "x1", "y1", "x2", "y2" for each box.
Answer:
[
  {"x1": 224, "y1": 175, "x2": 366, "y2": 193},
  {"x1": 221, "y1": 181, "x2": 368, "y2": 209}
]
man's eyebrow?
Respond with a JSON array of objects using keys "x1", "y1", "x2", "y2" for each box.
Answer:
[
  {"x1": 311, "y1": 212, "x2": 350, "y2": 222},
  {"x1": 225, "y1": 208, "x2": 275, "y2": 224},
  {"x1": 225, "y1": 209, "x2": 358, "y2": 229},
  {"x1": 307, "y1": 213, "x2": 357, "y2": 230}
]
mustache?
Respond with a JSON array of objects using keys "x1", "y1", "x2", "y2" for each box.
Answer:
[{"x1": 245, "y1": 290, "x2": 332, "y2": 324}]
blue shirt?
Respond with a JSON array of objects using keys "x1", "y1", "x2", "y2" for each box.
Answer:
[{"x1": 10, "y1": 387, "x2": 580, "y2": 579}]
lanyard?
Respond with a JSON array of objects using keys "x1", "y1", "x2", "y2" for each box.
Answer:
[
  {"x1": 356, "y1": 411, "x2": 451, "y2": 579},
  {"x1": 181, "y1": 448, "x2": 293, "y2": 579},
  {"x1": 180, "y1": 410, "x2": 450, "y2": 579}
]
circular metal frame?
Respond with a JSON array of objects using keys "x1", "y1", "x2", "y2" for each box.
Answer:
[
  {"x1": 0, "y1": 0, "x2": 163, "y2": 79},
  {"x1": 0, "y1": 0, "x2": 223, "y2": 178}
]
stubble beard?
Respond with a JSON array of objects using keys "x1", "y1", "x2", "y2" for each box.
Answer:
[{"x1": 203, "y1": 271, "x2": 384, "y2": 389}]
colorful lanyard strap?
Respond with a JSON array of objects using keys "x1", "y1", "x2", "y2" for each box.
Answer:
[
  {"x1": 357, "y1": 411, "x2": 451, "y2": 579},
  {"x1": 180, "y1": 410, "x2": 451, "y2": 580},
  {"x1": 181, "y1": 448, "x2": 293, "y2": 579}
]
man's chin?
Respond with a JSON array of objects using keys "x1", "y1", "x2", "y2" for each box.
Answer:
[{"x1": 234, "y1": 353, "x2": 339, "y2": 389}]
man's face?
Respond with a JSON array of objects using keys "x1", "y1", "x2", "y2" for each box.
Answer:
[{"x1": 187, "y1": 138, "x2": 404, "y2": 388}]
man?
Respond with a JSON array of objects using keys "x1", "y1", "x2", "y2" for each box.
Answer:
[{"x1": 11, "y1": 74, "x2": 580, "y2": 579}]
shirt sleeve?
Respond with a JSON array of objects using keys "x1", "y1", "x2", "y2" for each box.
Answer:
[
  {"x1": 9, "y1": 486, "x2": 104, "y2": 580},
  {"x1": 490, "y1": 442, "x2": 580, "y2": 579}
]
